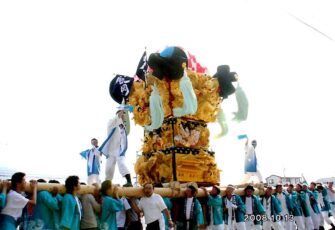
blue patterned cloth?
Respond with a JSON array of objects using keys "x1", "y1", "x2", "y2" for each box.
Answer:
[
  {"x1": 245, "y1": 148, "x2": 257, "y2": 173},
  {"x1": 0, "y1": 214, "x2": 17, "y2": 230}
]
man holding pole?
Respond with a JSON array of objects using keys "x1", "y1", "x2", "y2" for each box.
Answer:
[
  {"x1": 202, "y1": 185, "x2": 224, "y2": 230},
  {"x1": 241, "y1": 185, "x2": 265, "y2": 230},
  {"x1": 131, "y1": 183, "x2": 173, "y2": 230},
  {"x1": 326, "y1": 181, "x2": 335, "y2": 216},
  {"x1": 175, "y1": 184, "x2": 204, "y2": 230},
  {"x1": 274, "y1": 183, "x2": 294, "y2": 230},
  {"x1": 0, "y1": 172, "x2": 37, "y2": 230},
  {"x1": 222, "y1": 184, "x2": 246, "y2": 230}
]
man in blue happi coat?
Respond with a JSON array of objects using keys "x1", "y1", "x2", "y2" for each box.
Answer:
[
  {"x1": 32, "y1": 179, "x2": 62, "y2": 230},
  {"x1": 242, "y1": 139, "x2": 263, "y2": 183},
  {"x1": 202, "y1": 185, "x2": 224, "y2": 230},
  {"x1": 222, "y1": 184, "x2": 246, "y2": 230},
  {"x1": 295, "y1": 183, "x2": 314, "y2": 230},
  {"x1": 80, "y1": 138, "x2": 102, "y2": 185},
  {"x1": 260, "y1": 186, "x2": 283, "y2": 230},
  {"x1": 0, "y1": 180, "x2": 9, "y2": 211},
  {"x1": 274, "y1": 184, "x2": 294, "y2": 230},
  {"x1": 316, "y1": 183, "x2": 335, "y2": 230},
  {"x1": 175, "y1": 185, "x2": 204, "y2": 230},
  {"x1": 305, "y1": 182, "x2": 322, "y2": 229},
  {"x1": 287, "y1": 184, "x2": 305, "y2": 230},
  {"x1": 241, "y1": 185, "x2": 265, "y2": 230}
]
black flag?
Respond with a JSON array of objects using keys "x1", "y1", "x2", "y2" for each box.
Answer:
[{"x1": 135, "y1": 50, "x2": 148, "y2": 81}]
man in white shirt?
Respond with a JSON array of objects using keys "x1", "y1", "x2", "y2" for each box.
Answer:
[
  {"x1": 133, "y1": 183, "x2": 173, "y2": 230},
  {"x1": 116, "y1": 197, "x2": 131, "y2": 230},
  {"x1": 0, "y1": 172, "x2": 37, "y2": 230}
]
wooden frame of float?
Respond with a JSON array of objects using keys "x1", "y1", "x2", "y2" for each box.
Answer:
[{"x1": 3, "y1": 182, "x2": 266, "y2": 197}]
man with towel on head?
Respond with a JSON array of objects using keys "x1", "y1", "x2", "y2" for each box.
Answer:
[
  {"x1": 100, "y1": 103, "x2": 132, "y2": 187},
  {"x1": 242, "y1": 139, "x2": 263, "y2": 184},
  {"x1": 222, "y1": 184, "x2": 246, "y2": 230},
  {"x1": 80, "y1": 138, "x2": 102, "y2": 185},
  {"x1": 202, "y1": 185, "x2": 224, "y2": 230},
  {"x1": 241, "y1": 185, "x2": 265, "y2": 230}
]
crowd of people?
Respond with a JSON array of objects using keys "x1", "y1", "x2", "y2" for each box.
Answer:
[{"x1": 0, "y1": 172, "x2": 335, "y2": 230}]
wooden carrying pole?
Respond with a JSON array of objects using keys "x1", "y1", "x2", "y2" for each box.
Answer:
[{"x1": 16, "y1": 182, "x2": 265, "y2": 198}]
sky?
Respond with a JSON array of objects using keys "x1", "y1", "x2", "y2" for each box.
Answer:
[{"x1": 0, "y1": 0, "x2": 335, "y2": 185}]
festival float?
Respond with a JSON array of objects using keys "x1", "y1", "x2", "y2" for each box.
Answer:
[
  {"x1": 109, "y1": 46, "x2": 248, "y2": 186},
  {"x1": 1, "y1": 46, "x2": 257, "y2": 197}
]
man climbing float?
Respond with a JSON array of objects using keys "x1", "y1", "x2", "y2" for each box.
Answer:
[
  {"x1": 101, "y1": 104, "x2": 133, "y2": 187},
  {"x1": 100, "y1": 75, "x2": 134, "y2": 187}
]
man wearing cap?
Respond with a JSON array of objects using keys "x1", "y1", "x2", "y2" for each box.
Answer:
[
  {"x1": 241, "y1": 185, "x2": 265, "y2": 230},
  {"x1": 202, "y1": 185, "x2": 224, "y2": 230},
  {"x1": 274, "y1": 184, "x2": 294, "y2": 230},
  {"x1": 295, "y1": 183, "x2": 313, "y2": 230},
  {"x1": 316, "y1": 184, "x2": 335, "y2": 230},
  {"x1": 242, "y1": 139, "x2": 263, "y2": 184},
  {"x1": 326, "y1": 182, "x2": 335, "y2": 217},
  {"x1": 175, "y1": 185, "x2": 204, "y2": 230},
  {"x1": 222, "y1": 184, "x2": 246, "y2": 230},
  {"x1": 104, "y1": 108, "x2": 132, "y2": 187},
  {"x1": 260, "y1": 186, "x2": 283, "y2": 230},
  {"x1": 287, "y1": 184, "x2": 305, "y2": 230}
]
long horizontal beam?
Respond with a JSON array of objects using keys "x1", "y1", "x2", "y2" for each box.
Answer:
[{"x1": 2, "y1": 182, "x2": 266, "y2": 198}]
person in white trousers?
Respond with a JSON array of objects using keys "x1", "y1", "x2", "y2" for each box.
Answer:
[
  {"x1": 304, "y1": 183, "x2": 321, "y2": 230},
  {"x1": 316, "y1": 184, "x2": 335, "y2": 230},
  {"x1": 241, "y1": 185, "x2": 265, "y2": 230},
  {"x1": 327, "y1": 182, "x2": 335, "y2": 217},
  {"x1": 222, "y1": 185, "x2": 246, "y2": 230},
  {"x1": 261, "y1": 186, "x2": 283, "y2": 230},
  {"x1": 242, "y1": 139, "x2": 263, "y2": 184},
  {"x1": 287, "y1": 184, "x2": 305, "y2": 230},
  {"x1": 274, "y1": 184, "x2": 294, "y2": 230},
  {"x1": 295, "y1": 184, "x2": 313, "y2": 230},
  {"x1": 105, "y1": 108, "x2": 132, "y2": 186}
]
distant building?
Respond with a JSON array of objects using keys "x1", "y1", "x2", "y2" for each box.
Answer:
[
  {"x1": 316, "y1": 177, "x2": 335, "y2": 185},
  {"x1": 266, "y1": 175, "x2": 302, "y2": 187}
]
